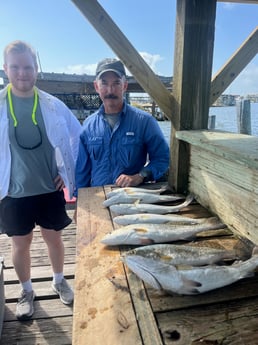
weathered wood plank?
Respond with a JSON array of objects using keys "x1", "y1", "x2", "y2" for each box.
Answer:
[
  {"x1": 156, "y1": 296, "x2": 258, "y2": 345},
  {"x1": 73, "y1": 187, "x2": 142, "y2": 345},
  {"x1": 4, "y1": 278, "x2": 74, "y2": 301},
  {"x1": 124, "y1": 264, "x2": 163, "y2": 345},
  {"x1": 149, "y1": 273, "x2": 258, "y2": 313},
  {"x1": 0, "y1": 208, "x2": 76, "y2": 344},
  {"x1": 71, "y1": 0, "x2": 175, "y2": 122},
  {"x1": 4, "y1": 299, "x2": 73, "y2": 321},
  {"x1": 176, "y1": 130, "x2": 258, "y2": 169},
  {"x1": 210, "y1": 26, "x2": 258, "y2": 104},
  {"x1": 0, "y1": 316, "x2": 72, "y2": 345},
  {"x1": 3, "y1": 263, "x2": 75, "y2": 282},
  {"x1": 176, "y1": 130, "x2": 258, "y2": 244}
]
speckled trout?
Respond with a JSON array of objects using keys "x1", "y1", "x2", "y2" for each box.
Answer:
[
  {"x1": 122, "y1": 251, "x2": 258, "y2": 295},
  {"x1": 101, "y1": 217, "x2": 226, "y2": 245},
  {"x1": 107, "y1": 186, "x2": 168, "y2": 198},
  {"x1": 122, "y1": 243, "x2": 238, "y2": 267},
  {"x1": 113, "y1": 213, "x2": 204, "y2": 226},
  {"x1": 103, "y1": 191, "x2": 185, "y2": 207},
  {"x1": 109, "y1": 193, "x2": 195, "y2": 215}
]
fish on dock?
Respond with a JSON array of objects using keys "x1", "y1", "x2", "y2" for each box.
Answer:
[
  {"x1": 101, "y1": 217, "x2": 226, "y2": 245},
  {"x1": 103, "y1": 190, "x2": 185, "y2": 207},
  {"x1": 122, "y1": 243, "x2": 238, "y2": 267},
  {"x1": 122, "y1": 250, "x2": 258, "y2": 295},
  {"x1": 113, "y1": 213, "x2": 204, "y2": 226},
  {"x1": 109, "y1": 193, "x2": 195, "y2": 215},
  {"x1": 107, "y1": 186, "x2": 169, "y2": 198}
]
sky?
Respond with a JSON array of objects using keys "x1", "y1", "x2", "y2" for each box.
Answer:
[{"x1": 0, "y1": 1, "x2": 257, "y2": 96}]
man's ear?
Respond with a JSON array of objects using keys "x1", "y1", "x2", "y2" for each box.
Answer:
[
  {"x1": 93, "y1": 80, "x2": 99, "y2": 93},
  {"x1": 123, "y1": 80, "x2": 128, "y2": 92},
  {"x1": 3, "y1": 63, "x2": 8, "y2": 76}
]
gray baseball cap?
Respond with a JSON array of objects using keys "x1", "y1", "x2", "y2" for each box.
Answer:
[{"x1": 96, "y1": 58, "x2": 126, "y2": 79}]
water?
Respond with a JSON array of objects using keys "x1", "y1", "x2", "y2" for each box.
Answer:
[{"x1": 159, "y1": 102, "x2": 258, "y2": 143}]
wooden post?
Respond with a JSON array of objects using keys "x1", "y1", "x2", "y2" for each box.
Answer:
[
  {"x1": 237, "y1": 99, "x2": 251, "y2": 135},
  {"x1": 208, "y1": 115, "x2": 216, "y2": 129},
  {"x1": 168, "y1": 0, "x2": 216, "y2": 193}
]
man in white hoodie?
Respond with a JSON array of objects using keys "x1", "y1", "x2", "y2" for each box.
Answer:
[{"x1": 0, "y1": 40, "x2": 81, "y2": 320}]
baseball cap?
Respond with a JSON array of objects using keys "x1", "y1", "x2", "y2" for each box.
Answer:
[{"x1": 96, "y1": 58, "x2": 126, "y2": 79}]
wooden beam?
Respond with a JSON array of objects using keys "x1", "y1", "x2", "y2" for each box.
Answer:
[
  {"x1": 168, "y1": 0, "x2": 216, "y2": 193},
  {"x1": 71, "y1": 0, "x2": 175, "y2": 123},
  {"x1": 210, "y1": 26, "x2": 258, "y2": 104}
]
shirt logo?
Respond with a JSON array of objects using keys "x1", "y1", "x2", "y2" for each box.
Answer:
[{"x1": 126, "y1": 132, "x2": 135, "y2": 136}]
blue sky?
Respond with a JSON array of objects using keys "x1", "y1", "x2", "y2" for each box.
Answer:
[{"x1": 0, "y1": 1, "x2": 257, "y2": 96}]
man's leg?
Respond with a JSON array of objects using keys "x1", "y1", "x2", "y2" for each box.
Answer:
[
  {"x1": 41, "y1": 228, "x2": 73, "y2": 304},
  {"x1": 12, "y1": 232, "x2": 35, "y2": 320}
]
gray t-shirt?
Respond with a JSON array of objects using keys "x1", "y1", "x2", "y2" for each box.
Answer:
[
  {"x1": 7, "y1": 94, "x2": 58, "y2": 197},
  {"x1": 104, "y1": 113, "x2": 120, "y2": 129}
]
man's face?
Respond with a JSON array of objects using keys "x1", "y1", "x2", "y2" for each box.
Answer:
[
  {"x1": 4, "y1": 51, "x2": 38, "y2": 96},
  {"x1": 94, "y1": 71, "x2": 128, "y2": 109}
]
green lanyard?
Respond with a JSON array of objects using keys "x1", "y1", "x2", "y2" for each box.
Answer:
[{"x1": 7, "y1": 84, "x2": 38, "y2": 127}]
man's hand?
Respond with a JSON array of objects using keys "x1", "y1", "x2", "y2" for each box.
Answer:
[
  {"x1": 54, "y1": 175, "x2": 65, "y2": 191},
  {"x1": 115, "y1": 174, "x2": 144, "y2": 187}
]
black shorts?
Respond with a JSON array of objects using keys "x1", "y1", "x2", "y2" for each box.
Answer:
[{"x1": 0, "y1": 191, "x2": 72, "y2": 237}]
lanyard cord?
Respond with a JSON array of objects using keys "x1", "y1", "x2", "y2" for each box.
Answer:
[{"x1": 7, "y1": 84, "x2": 38, "y2": 127}]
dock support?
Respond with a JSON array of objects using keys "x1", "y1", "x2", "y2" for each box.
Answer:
[{"x1": 237, "y1": 99, "x2": 251, "y2": 135}]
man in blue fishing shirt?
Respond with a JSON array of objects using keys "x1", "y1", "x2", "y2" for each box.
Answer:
[{"x1": 75, "y1": 58, "x2": 169, "y2": 188}]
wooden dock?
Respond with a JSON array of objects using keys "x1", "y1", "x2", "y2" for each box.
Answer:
[
  {"x1": 2, "y1": 186, "x2": 258, "y2": 344},
  {"x1": 0, "y1": 208, "x2": 76, "y2": 345},
  {"x1": 73, "y1": 185, "x2": 258, "y2": 345}
]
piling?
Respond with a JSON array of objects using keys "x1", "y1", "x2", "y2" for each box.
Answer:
[
  {"x1": 208, "y1": 115, "x2": 216, "y2": 129},
  {"x1": 237, "y1": 99, "x2": 251, "y2": 135}
]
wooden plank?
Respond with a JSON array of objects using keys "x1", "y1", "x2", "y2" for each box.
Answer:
[
  {"x1": 150, "y1": 274, "x2": 258, "y2": 313},
  {"x1": 169, "y1": 0, "x2": 216, "y2": 193},
  {"x1": 176, "y1": 130, "x2": 258, "y2": 244},
  {"x1": 189, "y1": 168, "x2": 258, "y2": 244},
  {"x1": 4, "y1": 299, "x2": 73, "y2": 321},
  {"x1": 0, "y1": 316, "x2": 72, "y2": 345},
  {"x1": 124, "y1": 264, "x2": 163, "y2": 345},
  {"x1": 71, "y1": 0, "x2": 175, "y2": 122},
  {"x1": 0, "y1": 208, "x2": 76, "y2": 345},
  {"x1": 210, "y1": 27, "x2": 258, "y2": 104},
  {"x1": 4, "y1": 278, "x2": 74, "y2": 301},
  {"x1": 176, "y1": 130, "x2": 258, "y2": 169},
  {"x1": 3, "y1": 263, "x2": 75, "y2": 282},
  {"x1": 156, "y1": 296, "x2": 258, "y2": 345},
  {"x1": 73, "y1": 187, "x2": 142, "y2": 345}
]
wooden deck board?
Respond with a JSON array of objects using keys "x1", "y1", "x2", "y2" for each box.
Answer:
[
  {"x1": 73, "y1": 185, "x2": 258, "y2": 345},
  {"x1": 73, "y1": 186, "x2": 142, "y2": 345},
  {"x1": 0, "y1": 209, "x2": 75, "y2": 345}
]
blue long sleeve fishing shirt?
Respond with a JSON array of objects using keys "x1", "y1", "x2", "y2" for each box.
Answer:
[{"x1": 75, "y1": 101, "x2": 169, "y2": 188}]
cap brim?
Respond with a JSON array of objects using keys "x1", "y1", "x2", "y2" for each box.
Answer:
[{"x1": 97, "y1": 69, "x2": 123, "y2": 79}]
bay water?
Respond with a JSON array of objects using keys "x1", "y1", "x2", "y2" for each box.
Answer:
[{"x1": 159, "y1": 102, "x2": 258, "y2": 143}]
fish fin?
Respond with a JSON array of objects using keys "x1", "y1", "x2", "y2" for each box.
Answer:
[
  {"x1": 134, "y1": 199, "x2": 141, "y2": 206},
  {"x1": 181, "y1": 276, "x2": 202, "y2": 294},
  {"x1": 126, "y1": 263, "x2": 162, "y2": 290}
]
